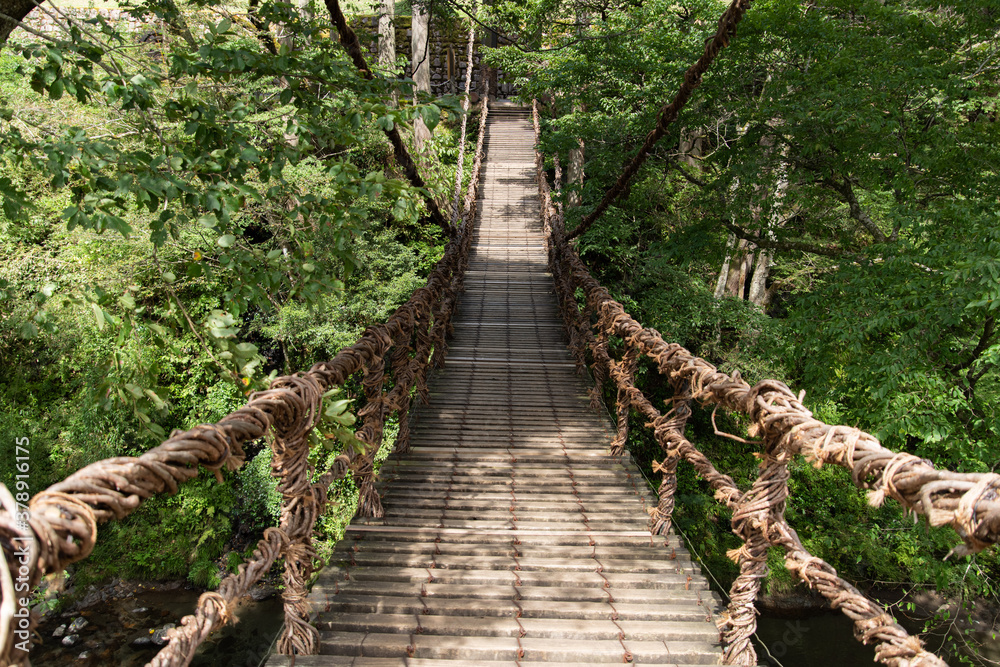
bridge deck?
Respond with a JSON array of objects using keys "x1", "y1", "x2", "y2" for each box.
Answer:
[{"x1": 267, "y1": 105, "x2": 724, "y2": 666}]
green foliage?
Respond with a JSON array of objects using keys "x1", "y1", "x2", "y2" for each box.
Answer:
[
  {"x1": 0, "y1": 0, "x2": 461, "y2": 435},
  {"x1": 73, "y1": 476, "x2": 236, "y2": 588},
  {"x1": 254, "y1": 224, "x2": 443, "y2": 365},
  {"x1": 509, "y1": 0, "x2": 1000, "y2": 625},
  {"x1": 0, "y1": 0, "x2": 465, "y2": 592},
  {"x1": 790, "y1": 214, "x2": 1000, "y2": 470},
  {"x1": 3, "y1": 0, "x2": 998, "y2": 645},
  {"x1": 239, "y1": 448, "x2": 282, "y2": 531}
]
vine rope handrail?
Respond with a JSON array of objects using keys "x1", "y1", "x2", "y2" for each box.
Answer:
[
  {"x1": 0, "y1": 33, "x2": 489, "y2": 667},
  {"x1": 534, "y1": 96, "x2": 999, "y2": 666}
]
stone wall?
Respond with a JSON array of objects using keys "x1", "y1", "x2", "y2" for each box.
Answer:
[{"x1": 18, "y1": 8, "x2": 156, "y2": 36}]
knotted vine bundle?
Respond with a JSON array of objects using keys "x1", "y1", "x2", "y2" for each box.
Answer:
[
  {"x1": 533, "y1": 98, "x2": 996, "y2": 667},
  {"x1": 0, "y1": 37, "x2": 490, "y2": 667}
]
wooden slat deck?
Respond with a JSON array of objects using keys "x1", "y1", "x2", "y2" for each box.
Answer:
[{"x1": 267, "y1": 105, "x2": 724, "y2": 666}]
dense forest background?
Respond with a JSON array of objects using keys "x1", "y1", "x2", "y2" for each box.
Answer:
[
  {"x1": 1, "y1": 0, "x2": 998, "y2": 658},
  {"x1": 498, "y1": 0, "x2": 1000, "y2": 591}
]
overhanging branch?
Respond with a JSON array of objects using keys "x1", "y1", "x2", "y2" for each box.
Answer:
[
  {"x1": 565, "y1": 0, "x2": 753, "y2": 240},
  {"x1": 722, "y1": 220, "x2": 848, "y2": 259},
  {"x1": 824, "y1": 178, "x2": 889, "y2": 244},
  {"x1": 323, "y1": 0, "x2": 455, "y2": 238}
]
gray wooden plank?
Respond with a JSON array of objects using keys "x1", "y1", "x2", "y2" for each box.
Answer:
[{"x1": 266, "y1": 107, "x2": 723, "y2": 666}]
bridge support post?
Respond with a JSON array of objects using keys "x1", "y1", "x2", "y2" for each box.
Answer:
[
  {"x1": 354, "y1": 356, "x2": 387, "y2": 518},
  {"x1": 609, "y1": 347, "x2": 638, "y2": 456},
  {"x1": 388, "y1": 340, "x2": 416, "y2": 455},
  {"x1": 268, "y1": 374, "x2": 329, "y2": 657},
  {"x1": 649, "y1": 397, "x2": 692, "y2": 535},
  {"x1": 719, "y1": 450, "x2": 790, "y2": 665}
]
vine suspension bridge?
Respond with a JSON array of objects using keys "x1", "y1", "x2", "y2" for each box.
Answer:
[
  {"x1": 3, "y1": 1, "x2": 1000, "y2": 666},
  {"x1": 263, "y1": 102, "x2": 724, "y2": 667}
]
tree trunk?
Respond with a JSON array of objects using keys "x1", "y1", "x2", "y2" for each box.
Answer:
[
  {"x1": 291, "y1": 0, "x2": 313, "y2": 48},
  {"x1": 275, "y1": 0, "x2": 312, "y2": 51},
  {"x1": 377, "y1": 0, "x2": 395, "y2": 72},
  {"x1": 567, "y1": 138, "x2": 584, "y2": 207},
  {"x1": 747, "y1": 133, "x2": 789, "y2": 308},
  {"x1": 298, "y1": 0, "x2": 313, "y2": 22},
  {"x1": 714, "y1": 233, "x2": 736, "y2": 299},
  {"x1": 747, "y1": 248, "x2": 772, "y2": 306},
  {"x1": 411, "y1": 0, "x2": 432, "y2": 150},
  {"x1": 248, "y1": 0, "x2": 278, "y2": 54},
  {"x1": 276, "y1": 20, "x2": 293, "y2": 52},
  {"x1": 483, "y1": 27, "x2": 498, "y2": 99},
  {"x1": 0, "y1": 0, "x2": 40, "y2": 47},
  {"x1": 487, "y1": 65, "x2": 497, "y2": 99},
  {"x1": 447, "y1": 44, "x2": 456, "y2": 95},
  {"x1": 377, "y1": 0, "x2": 396, "y2": 105},
  {"x1": 565, "y1": 12, "x2": 587, "y2": 205},
  {"x1": 567, "y1": 101, "x2": 584, "y2": 208},
  {"x1": 679, "y1": 127, "x2": 704, "y2": 168},
  {"x1": 723, "y1": 239, "x2": 752, "y2": 298}
]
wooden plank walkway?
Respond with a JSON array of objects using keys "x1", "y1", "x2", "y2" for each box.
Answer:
[{"x1": 267, "y1": 104, "x2": 724, "y2": 666}]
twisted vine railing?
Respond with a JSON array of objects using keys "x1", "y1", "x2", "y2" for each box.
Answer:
[
  {"x1": 533, "y1": 99, "x2": 1000, "y2": 666},
  {"x1": 0, "y1": 17, "x2": 489, "y2": 667}
]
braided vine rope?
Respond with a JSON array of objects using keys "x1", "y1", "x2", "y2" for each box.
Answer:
[
  {"x1": 532, "y1": 100, "x2": 984, "y2": 667},
  {"x1": 0, "y1": 90, "x2": 492, "y2": 667}
]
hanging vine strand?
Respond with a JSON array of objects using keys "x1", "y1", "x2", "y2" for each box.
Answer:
[
  {"x1": 566, "y1": 0, "x2": 753, "y2": 240},
  {"x1": 534, "y1": 97, "x2": 989, "y2": 667}
]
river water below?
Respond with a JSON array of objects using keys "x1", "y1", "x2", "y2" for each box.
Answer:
[
  {"x1": 27, "y1": 585, "x2": 999, "y2": 666},
  {"x1": 30, "y1": 588, "x2": 282, "y2": 667},
  {"x1": 756, "y1": 612, "x2": 878, "y2": 664},
  {"x1": 757, "y1": 607, "x2": 1000, "y2": 666}
]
